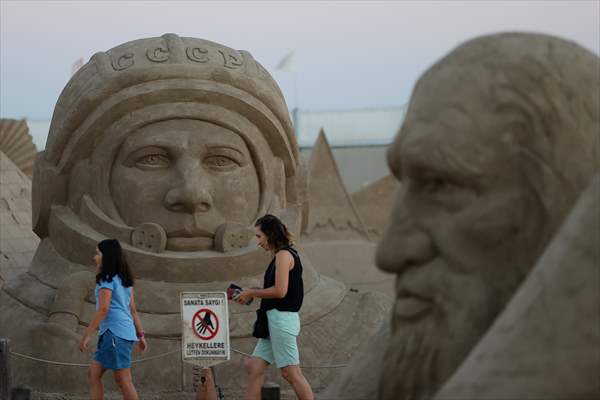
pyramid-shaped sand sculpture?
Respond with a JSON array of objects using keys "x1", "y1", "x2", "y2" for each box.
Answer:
[
  {"x1": 0, "y1": 151, "x2": 39, "y2": 286},
  {"x1": 352, "y1": 175, "x2": 400, "y2": 238},
  {"x1": 0, "y1": 119, "x2": 37, "y2": 177},
  {"x1": 303, "y1": 129, "x2": 370, "y2": 241}
]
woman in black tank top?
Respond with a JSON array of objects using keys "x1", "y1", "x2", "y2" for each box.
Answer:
[{"x1": 235, "y1": 214, "x2": 314, "y2": 400}]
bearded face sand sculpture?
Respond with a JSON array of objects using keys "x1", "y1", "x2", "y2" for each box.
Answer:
[{"x1": 374, "y1": 33, "x2": 599, "y2": 400}]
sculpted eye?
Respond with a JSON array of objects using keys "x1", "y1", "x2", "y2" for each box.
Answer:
[
  {"x1": 137, "y1": 153, "x2": 170, "y2": 169},
  {"x1": 123, "y1": 146, "x2": 171, "y2": 170},
  {"x1": 204, "y1": 155, "x2": 240, "y2": 171},
  {"x1": 412, "y1": 175, "x2": 464, "y2": 198},
  {"x1": 414, "y1": 175, "x2": 478, "y2": 213},
  {"x1": 203, "y1": 146, "x2": 246, "y2": 171},
  {"x1": 422, "y1": 177, "x2": 448, "y2": 193}
]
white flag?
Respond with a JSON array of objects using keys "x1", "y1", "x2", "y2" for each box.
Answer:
[{"x1": 276, "y1": 51, "x2": 295, "y2": 72}]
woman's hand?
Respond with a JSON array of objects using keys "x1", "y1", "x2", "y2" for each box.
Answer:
[
  {"x1": 79, "y1": 332, "x2": 91, "y2": 352},
  {"x1": 136, "y1": 337, "x2": 148, "y2": 354},
  {"x1": 235, "y1": 289, "x2": 254, "y2": 305}
]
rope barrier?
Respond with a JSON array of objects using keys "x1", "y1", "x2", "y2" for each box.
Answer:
[
  {"x1": 10, "y1": 348, "x2": 180, "y2": 367},
  {"x1": 230, "y1": 348, "x2": 346, "y2": 368},
  {"x1": 11, "y1": 347, "x2": 347, "y2": 369},
  {"x1": 10, "y1": 352, "x2": 90, "y2": 367},
  {"x1": 131, "y1": 349, "x2": 180, "y2": 363}
]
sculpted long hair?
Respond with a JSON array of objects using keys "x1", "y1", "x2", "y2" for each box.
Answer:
[
  {"x1": 255, "y1": 214, "x2": 294, "y2": 252},
  {"x1": 96, "y1": 239, "x2": 134, "y2": 287}
]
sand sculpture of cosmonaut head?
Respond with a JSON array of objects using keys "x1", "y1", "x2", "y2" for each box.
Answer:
[{"x1": 33, "y1": 33, "x2": 305, "y2": 282}]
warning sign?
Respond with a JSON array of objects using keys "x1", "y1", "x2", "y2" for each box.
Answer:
[
  {"x1": 181, "y1": 292, "x2": 229, "y2": 365},
  {"x1": 192, "y1": 308, "x2": 219, "y2": 340}
]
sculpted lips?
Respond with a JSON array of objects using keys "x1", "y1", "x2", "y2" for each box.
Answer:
[
  {"x1": 167, "y1": 228, "x2": 215, "y2": 251},
  {"x1": 393, "y1": 261, "x2": 440, "y2": 321},
  {"x1": 394, "y1": 276, "x2": 434, "y2": 321},
  {"x1": 395, "y1": 290, "x2": 433, "y2": 320}
]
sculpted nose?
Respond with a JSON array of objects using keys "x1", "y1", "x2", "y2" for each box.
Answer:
[
  {"x1": 164, "y1": 186, "x2": 211, "y2": 213},
  {"x1": 376, "y1": 191, "x2": 435, "y2": 274},
  {"x1": 164, "y1": 163, "x2": 212, "y2": 214}
]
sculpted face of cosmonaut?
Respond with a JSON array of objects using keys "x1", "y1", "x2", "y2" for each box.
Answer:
[
  {"x1": 110, "y1": 119, "x2": 261, "y2": 252},
  {"x1": 374, "y1": 33, "x2": 600, "y2": 400},
  {"x1": 32, "y1": 33, "x2": 301, "y2": 261}
]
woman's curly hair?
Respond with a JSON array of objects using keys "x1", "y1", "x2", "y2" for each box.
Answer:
[{"x1": 255, "y1": 214, "x2": 294, "y2": 252}]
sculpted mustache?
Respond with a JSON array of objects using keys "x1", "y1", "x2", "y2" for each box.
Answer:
[{"x1": 395, "y1": 262, "x2": 446, "y2": 303}]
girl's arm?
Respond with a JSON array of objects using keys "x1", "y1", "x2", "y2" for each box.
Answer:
[
  {"x1": 236, "y1": 251, "x2": 293, "y2": 303},
  {"x1": 79, "y1": 288, "x2": 111, "y2": 352},
  {"x1": 129, "y1": 289, "x2": 144, "y2": 336},
  {"x1": 130, "y1": 289, "x2": 148, "y2": 353}
]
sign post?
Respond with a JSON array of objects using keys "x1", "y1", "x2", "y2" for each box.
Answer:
[{"x1": 181, "y1": 292, "x2": 230, "y2": 368}]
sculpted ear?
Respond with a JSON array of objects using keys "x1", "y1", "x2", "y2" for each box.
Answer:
[
  {"x1": 33, "y1": 152, "x2": 67, "y2": 238},
  {"x1": 270, "y1": 157, "x2": 287, "y2": 212},
  {"x1": 513, "y1": 146, "x2": 577, "y2": 264},
  {"x1": 67, "y1": 159, "x2": 92, "y2": 216},
  {"x1": 265, "y1": 156, "x2": 306, "y2": 240}
]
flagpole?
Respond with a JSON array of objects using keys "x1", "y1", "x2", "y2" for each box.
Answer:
[
  {"x1": 293, "y1": 70, "x2": 299, "y2": 111},
  {"x1": 275, "y1": 50, "x2": 298, "y2": 124},
  {"x1": 292, "y1": 71, "x2": 299, "y2": 129}
]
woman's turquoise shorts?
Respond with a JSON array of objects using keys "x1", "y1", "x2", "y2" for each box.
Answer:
[
  {"x1": 252, "y1": 309, "x2": 300, "y2": 368},
  {"x1": 94, "y1": 329, "x2": 135, "y2": 370}
]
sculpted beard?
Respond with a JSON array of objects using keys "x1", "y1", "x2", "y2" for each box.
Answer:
[{"x1": 378, "y1": 314, "x2": 441, "y2": 400}]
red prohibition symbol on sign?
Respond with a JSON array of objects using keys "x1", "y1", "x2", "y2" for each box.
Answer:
[{"x1": 192, "y1": 308, "x2": 219, "y2": 340}]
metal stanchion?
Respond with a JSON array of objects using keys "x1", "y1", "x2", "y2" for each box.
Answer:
[
  {"x1": 0, "y1": 339, "x2": 10, "y2": 400},
  {"x1": 261, "y1": 381, "x2": 280, "y2": 400},
  {"x1": 194, "y1": 367, "x2": 218, "y2": 400},
  {"x1": 10, "y1": 385, "x2": 31, "y2": 400}
]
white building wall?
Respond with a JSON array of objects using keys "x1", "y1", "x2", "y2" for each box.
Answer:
[{"x1": 300, "y1": 145, "x2": 390, "y2": 193}]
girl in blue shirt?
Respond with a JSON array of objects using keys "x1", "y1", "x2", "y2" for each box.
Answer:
[{"x1": 79, "y1": 239, "x2": 148, "y2": 399}]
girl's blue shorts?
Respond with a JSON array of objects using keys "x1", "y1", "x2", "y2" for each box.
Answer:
[
  {"x1": 252, "y1": 309, "x2": 300, "y2": 368},
  {"x1": 94, "y1": 329, "x2": 135, "y2": 370}
]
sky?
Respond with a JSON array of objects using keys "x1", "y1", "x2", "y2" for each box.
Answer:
[{"x1": 1, "y1": 0, "x2": 599, "y2": 122}]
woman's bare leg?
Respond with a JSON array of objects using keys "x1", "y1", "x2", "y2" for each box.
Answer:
[
  {"x1": 245, "y1": 357, "x2": 269, "y2": 400},
  {"x1": 113, "y1": 368, "x2": 139, "y2": 400},
  {"x1": 281, "y1": 365, "x2": 314, "y2": 400},
  {"x1": 88, "y1": 362, "x2": 106, "y2": 400}
]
